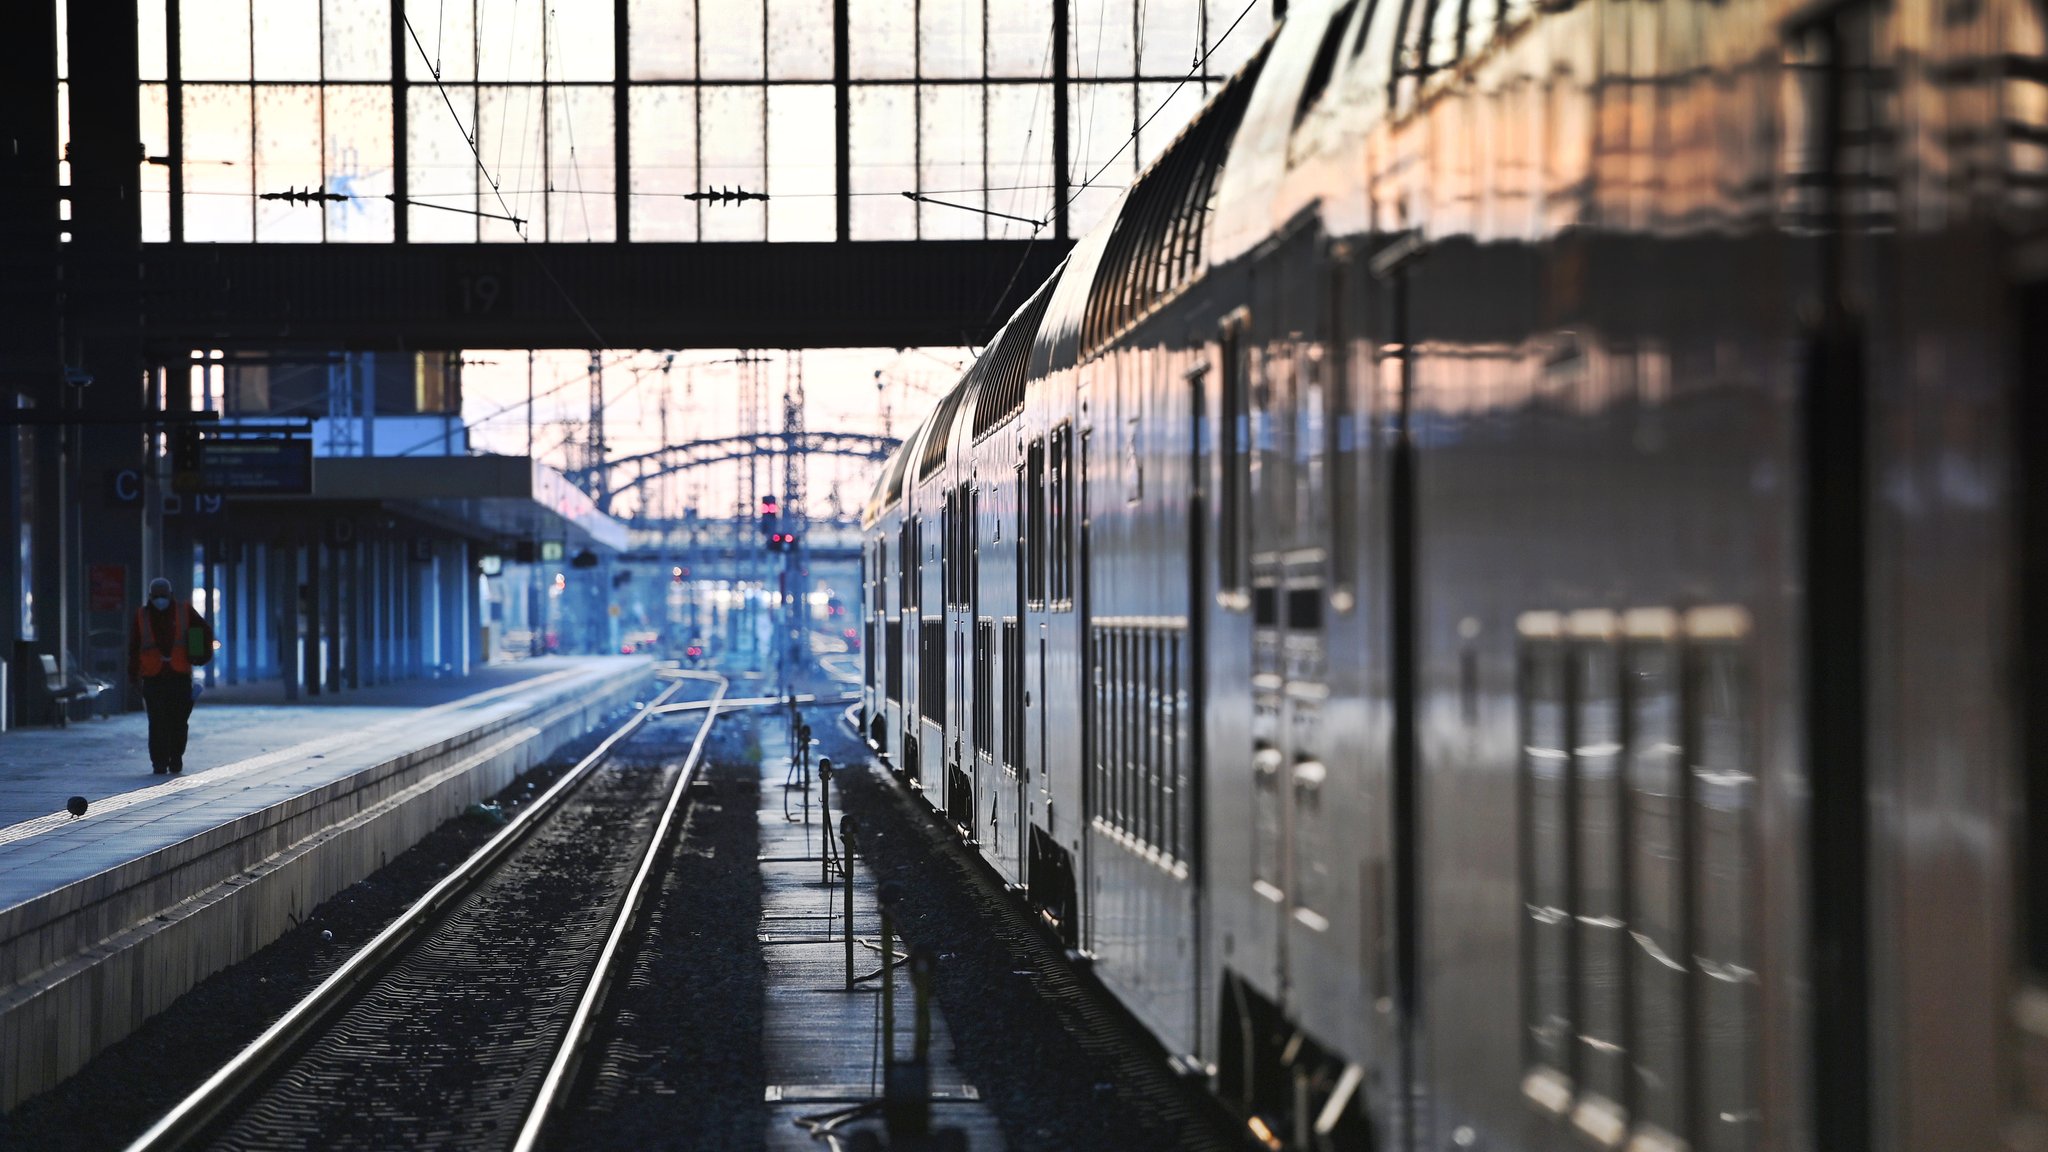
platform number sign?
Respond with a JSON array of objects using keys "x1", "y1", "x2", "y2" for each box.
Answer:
[{"x1": 456, "y1": 273, "x2": 503, "y2": 315}]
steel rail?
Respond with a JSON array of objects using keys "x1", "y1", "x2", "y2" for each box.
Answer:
[
  {"x1": 122, "y1": 675, "x2": 689, "y2": 1152},
  {"x1": 511, "y1": 669, "x2": 729, "y2": 1152}
]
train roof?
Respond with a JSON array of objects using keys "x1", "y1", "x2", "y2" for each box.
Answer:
[{"x1": 1031, "y1": 29, "x2": 1275, "y2": 379}]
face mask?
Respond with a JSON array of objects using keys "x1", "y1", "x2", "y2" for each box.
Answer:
[{"x1": 151, "y1": 597, "x2": 171, "y2": 611}]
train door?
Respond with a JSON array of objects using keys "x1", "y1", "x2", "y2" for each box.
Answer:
[
  {"x1": 1247, "y1": 319, "x2": 1296, "y2": 1001},
  {"x1": 2018, "y1": 235, "x2": 2048, "y2": 1144},
  {"x1": 1011, "y1": 442, "x2": 1030, "y2": 880},
  {"x1": 1786, "y1": 12, "x2": 1880, "y2": 1149},
  {"x1": 1078, "y1": 417, "x2": 1095, "y2": 946}
]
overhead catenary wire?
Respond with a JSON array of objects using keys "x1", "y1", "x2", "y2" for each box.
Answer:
[{"x1": 402, "y1": 11, "x2": 527, "y2": 237}]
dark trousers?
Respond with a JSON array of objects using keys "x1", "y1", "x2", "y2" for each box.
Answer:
[{"x1": 140, "y1": 674, "x2": 194, "y2": 770}]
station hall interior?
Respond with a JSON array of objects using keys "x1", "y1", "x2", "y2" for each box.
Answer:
[
  {"x1": 5, "y1": 1, "x2": 2048, "y2": 1151},
  {"x1": 1, "y1": 0, "x2": 1276, "y2": 718}
]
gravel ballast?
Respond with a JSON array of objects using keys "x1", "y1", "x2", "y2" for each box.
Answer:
[
  {"x1": 810, "y1": 704, "x2": 1241, "y2": 1152},
  {"x1": 0, "y1": 713, "x2": 626, "y2": 1152}
]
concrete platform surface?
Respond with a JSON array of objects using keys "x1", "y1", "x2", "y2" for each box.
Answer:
[
  {"x1": 755, "y1": 726, "x2": 1006, "y2": 1152},
  {"x1": 0, "y1": 656, "x2": 655, "y2": 1110},
  {"x1": 0, "y1": 658, "x2": 646, "y2": 911}
]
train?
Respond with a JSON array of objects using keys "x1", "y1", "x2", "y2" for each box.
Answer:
[{"x1": 856, "y1": 1, "x2": 2047, "y2": 1149}]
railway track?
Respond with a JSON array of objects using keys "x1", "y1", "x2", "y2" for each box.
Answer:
[{"x1": 122, "y1": 668, "x2": 729, "y2": 1152}]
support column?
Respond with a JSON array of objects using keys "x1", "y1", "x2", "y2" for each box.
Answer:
[
  {"x1": 66, "y1": 0, "x2": 150, "y2": 709},
  {"x1": 833, "y1": 0, "x2": 850, "y2": 243},
  {"x1": 1052, "y1": 0, "x2": 1070, "y2": 241}
]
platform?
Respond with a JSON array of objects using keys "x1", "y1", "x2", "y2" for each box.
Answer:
[
  {"x1": 0, "y1": 656, "x2": 654, "y2": 1110},
  {"x1": 754, "y1": 724, "x2": 1006, "y2": 1151}
]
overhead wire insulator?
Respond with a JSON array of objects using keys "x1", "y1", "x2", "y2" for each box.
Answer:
[
  {"x1": 259, "y1": 186, "x2": 351, "y2": 205},
  {"x1": 683, "y1": 186, "x2": 770, "y2": 204}
]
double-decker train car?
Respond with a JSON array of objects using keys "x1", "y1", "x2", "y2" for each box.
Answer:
[{"x1": 859, "y1": 1, "x2": 2048, "y2": 1149}]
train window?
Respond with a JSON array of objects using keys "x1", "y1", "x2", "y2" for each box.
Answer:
[
  {"x1": 886, "y1": 619, "x2": 904, "y2": 705},
  {"x1": 1424, "y1": 0, "x2": 1466, "y2": 75},
  {"x1": 1049, "y1": 423, "x2": 1075, "y2": 606},
  {"x1": 1219, "y1": 313, "x2": 1250, "y2": 601},
  {"x1": 1517, "y1": 611, "x2": 1573, "y2": 1110},
  {"x1": 1167, "y1": 631, "x2": 1183, "y2": 861},
  {"x1": 1623, "y1": 609, "x2": 1687, "y2": 1147},
  {"x1": 1327, "y1": 260, "x2": 1358, "y2": 604},
  {"x1": 942, "y1": 491, "x2": 956, "y2": 608},
  {"x1": 1569, "y1": 611, "x2": 1626, "y2": 1142},
  {"x1": 1287, "y1": 586, "x2": 1323, "y2": 633},
  {"x1": 1518, "y1": 604, "x2": 1757, "y2": 1146},
  {"x1": 1295, "y1": 0, "x2": 1362, "y2": 124},
  {"x1": 1463, "y1": 0, "x2": 1498, "y2": 60},
  {"x1": 1027, "y1": 437, "x2": 1047, "y2": 606},
  {"x1": 1090, "y1": 622, "x2": 1188, "y2": 867},
  {"x1": 967, "y1": 483, "x2": 979, "y2": 614},
  {"x1": 1002, "y1": 619, "x2": 1023, "y2": 772},
  {"x1": 1351, "y1": 0, "x2": 1399, "y2": 101},
  {"x1": 1686, "y1": 607, "x2": 1758, "y2": 1152},
  {"x1": 974, "y1": 619, "x2": 994, "y2": 760},
  {"x1": 920, "y1": 617, "x2": 945, "y2": 724},
  {"x1": 896, "y1": 522, "x2": 907, "y2": 614}
]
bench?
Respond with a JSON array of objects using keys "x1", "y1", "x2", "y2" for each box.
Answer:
[{"x1": 38, "y1": 655, "x2": 110, "y2": 727}]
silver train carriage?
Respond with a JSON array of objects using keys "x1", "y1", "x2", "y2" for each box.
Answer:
[{"x1": 858, "y1": 0, "x2": 2048, "y2": 1149}]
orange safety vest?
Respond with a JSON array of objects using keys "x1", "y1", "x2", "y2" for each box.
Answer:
[{"x1": 136, "y1": 603, "x2": 195, "y2": 677}]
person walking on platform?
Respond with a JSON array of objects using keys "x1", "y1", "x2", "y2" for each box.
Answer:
[{"x1": 128, "y1": 576, "x2": 213, "y2": 775}]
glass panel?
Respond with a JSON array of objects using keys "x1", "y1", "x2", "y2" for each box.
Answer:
[
  {"x1": 1573, "y1": 633, "x2": 1627, "y2": 1112},
  {"x1": 140, "y1": 83, "x2": 171, "y2": 241},
  {"x1": 323, "y1": 0, "x2": 392, "y2": 79},
  {"x1": 1205, "y1": 0, "x2": 1273, "y2": 75},
  {"x1": 700, "y1": 0, "x2": 765, "y2": 79},
  {"x1": 1141, "y1": 0, "x2": 1202, "y2": 74},
  {"x1": 698, "y1": 85, "x2": 766, "y2": 240},
  {"x1": 324, "y1": 85, "x2": 395, "y2": 241},
  {"x1": 403, "y1": 0, "x2": 475, "y2": 81},
  {"x1": 407, "y1": 83, "x2": 477, "y2": 240},
  {"x1": 476, "y1": 0, "x2": 544, "y2": 80},
  {"x1": 254, "y1": 0, "x2": 322, "y2": 80},
  {"x1": 849, "y1": 84, "x2": 916, "y2": 239},
  {"x1": 1626, "y1": 631, "x2": 1687, "y2": 1141},
  {"x1": 549, "y1": 2, "x2": 614, "y2": 80},
  {"x1": 920, "y1": 0, "x2": 983, "y2": 79},
  {"x1": 629, "y1": 85, "x2": 699, "y2": 240},
  {"x1": 767, "y1": 84, "x2": 835, "y2": 240},
  {"x1": 1521, "y1": 630, "x2": 1571, "y2": 1076},
  {"x1": 1071, "y1": 0, "x2": 1135, "y2": 78},
  {"x1": 986, "y1": 82, "x2": 1053, "y2": 237},
  {"x1": 629, "y1": 0, "x2": 697, "y2": 79},
  {"x1": 254, "y1": 85, "x2": 324, "y2": 241},
  {"x1": 920, "y1": 84, "x2": 985, "y2": 238},
  {"x1": 58, "y1": 83, "x2": 70, "y2": 187},
  {"x1": 477, "y1": 84, "x2": 546, "y2": 239},
  {"x1": 988, "y1": 0, "x2": 1052, "y2": 77},
  {"x1": 1693, "y1": 637, "x2": 1758, "y2": 1152},
  {"x1": 1352, "y1": 0, "x2": 1400, "y2": 95},
  {"x1": 1137, "y1": 80, "x2": 1199, "y2": 167},
  {"x1": 1426, "y1": 0, "x2": 1466, "y2": 71},
  {"x1": 546, "y1": 86, "x2": 615, "y2": 240},
  {"x1": 139, "y1": 0, "x2": 169, "y2": 81},
  {"x1": 849, "y1": 0, "x2": 915, "y2": 78},
  {"x1": 182, "y1": 0, "x2": 251, "y2": 80},
  {"x1": 15, "y1": 409, "x2": 35, "y2": 640},
  {"x1": 1465, "y1": 0, "x2": 1499, "y2": 56},
  {"x1": 1068, "y1": 81, "x2": 1134, "y2": 234},
  {"x1": 183, "y1": 84, "x2": 253, "y2": 241},
  {"x1": 768, "y1": 0, "x2": 833, "y2": 79}
]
